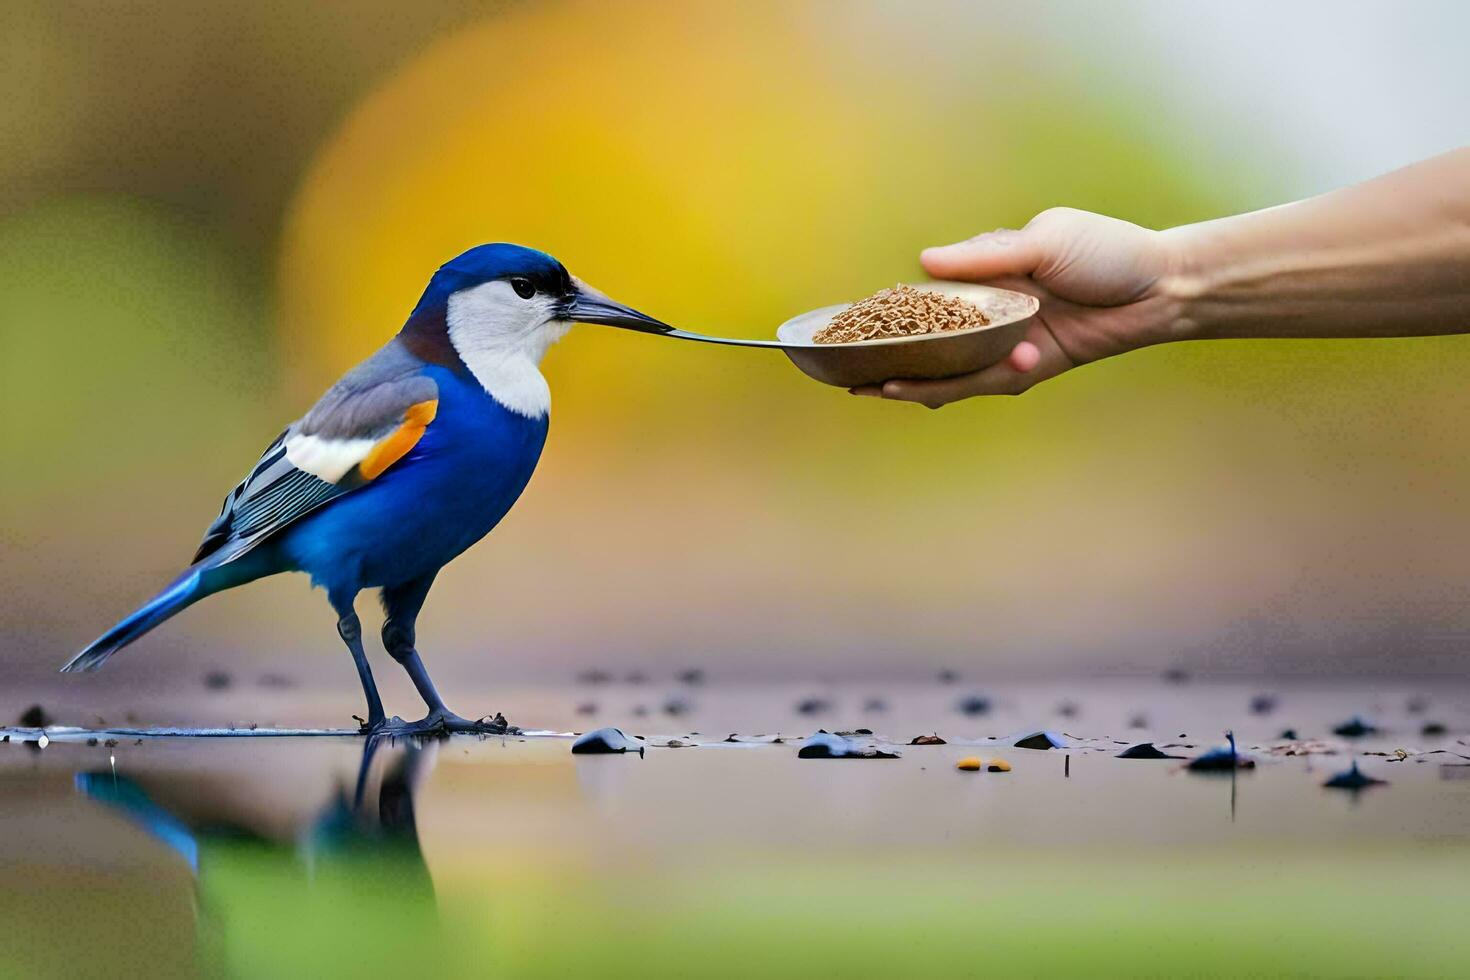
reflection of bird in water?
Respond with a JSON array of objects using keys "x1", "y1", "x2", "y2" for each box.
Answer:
[{"x1": 76, "y1": 739, "x2": 444, "y2": 974}]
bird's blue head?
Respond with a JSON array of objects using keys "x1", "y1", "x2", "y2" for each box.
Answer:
[
  {"x1": 399, "y1": 243, "x2": 671, "y2": 416},
  {"x1": 407, "y1": 243, "x2": 669, "y2": 344}
]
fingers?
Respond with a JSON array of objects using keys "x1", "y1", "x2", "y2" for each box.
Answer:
[
  {"x1": 851, "y1": 323, "x2": 1072, "y2": 408},
  {"x1": 1007, "y1": 340, "x2": 1041, "y2": 373},
  {"x1": 920, "y1": 229, "x2": 1042, "y2": 283}
]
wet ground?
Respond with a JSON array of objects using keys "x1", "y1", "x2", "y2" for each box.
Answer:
[{"x1": 3, "y1": 678, "x2": 1469, "y2": 978}]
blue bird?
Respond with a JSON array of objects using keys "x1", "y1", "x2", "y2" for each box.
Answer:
[{"x1": 62, "y1": 244, "x2": 671, "y2": 736}]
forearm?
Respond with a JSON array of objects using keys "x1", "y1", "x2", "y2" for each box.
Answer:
[{"x1": 1159, "y1": 148, "x2": 1470, "y2": 342}]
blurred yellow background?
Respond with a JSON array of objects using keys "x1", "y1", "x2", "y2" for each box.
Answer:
[{"x1": 4, "y1": 0, "x2": 1469, "y2": 691}]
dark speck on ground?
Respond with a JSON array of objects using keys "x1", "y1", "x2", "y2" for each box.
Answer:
[
  {"x1": 1117, "y1": 742, "x2": 1182, "y2": 760},
  {"x1": 575, "y1": 702, "x2": 598, "y2": 716},
  {"x1": 1333, "y1": 716, "x2": 1378, "y2": 738},
  {"x1": 1421, "y1": 721, "x2": 1448, "y2": 737},
  {"x1": 956, "y1": 695, "x2": 991, "y2": 716},
  {"x1": 795, "y1": 697, "x2": 831, "y2": 716},
  {"x1": 19, "y1": 704, "x2": 53, "y2": 728},
  {"x1": 937, "y1": 669, "x2": 959, "y2": 685},
  {"x1": 203, "y1": 671, "x2": 232, "y2": 691},
  {"x1": 1250, "y1": 694, "x2": 1278, "y2": 715},
  {"x1": 863, "y1": 697, "x2": 888, "y2": 713},
  {"x1": 676, "y1": 669, "x2": 705, "y2": 686}
]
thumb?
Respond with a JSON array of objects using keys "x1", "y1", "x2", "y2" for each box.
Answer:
[{"x1": 920, "y1": 229, "x2": 1042, "y2": 283}]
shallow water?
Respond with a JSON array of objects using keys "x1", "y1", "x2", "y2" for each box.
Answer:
[{"x1": 3, "y1": 679, "x2": 1469, "y2": 978}]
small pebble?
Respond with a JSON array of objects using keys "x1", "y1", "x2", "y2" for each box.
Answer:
[
  {"x1": 1324, "y1": 760, "x2": 1386, "y2": 790},
  {"x1": 1014, "y1": 731, "x2": 1065, "y2": 750},
  {"x1": 1332, "y1": 716, "x2": 1378, "y2": 738},
  {"x1": 571, "y1": 727, "x2": 643, "y2": 756}
]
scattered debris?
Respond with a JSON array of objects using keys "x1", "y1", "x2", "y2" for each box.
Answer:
[
  {"x1": 1249, "y1": 694, "x2": 1278, "y2": 715},
  {"x1": 660, "y1": 738, "x2": 693, "y2": 748},
  {"x1": 910, "y1": 734, "x2": 946, "y2": 745},
  {"x1": 1278, "y1": 729, "x2": 1299, "y2": 741},
  {"x1": 1324, "y1": 760, "x2": 1386, "y2": 791},
  {"x1": 1187, "y1": 731, "x2": 1255, "y2": 771},
  {"x1": 956, "y1": 695, "x2": 991, "y2": 716},
  {"x1": 86, "y1": 737, "x2": 99, "y2": 746},
  {"x1": 835, "y1": 729, "x2": 874, "y2": 737},
  {"x1": 987, "y1": 758, "x2": 1011, "y2": 772},
  {"x1": 1014, "y1": 731, "x2": 1065, "y2": 750},
  {"x1": 795, "y1": 697, "x2": 831, "y2": 716},
  {"x1": 1162, "y1": 667, "x2": 1191, "y2": 684},
  {"x1": 203, "y1": 671, "x2": 232, "y2": 691},
  {"x1": 676, "y1": 668, "x2": 705, "y2": 686},
  {"x1": 571, "y1": 727, "x2": 643, "y2": 756},
  {"x1": 1117, "y1": 742, "x2": 1183, "y2": 760},
  {"x1": 1421, "y1": 722, "x2": 1448, "y2": 737},
  {"x1": 1332, "y1": 716, "x2": 1378, "y2": 738},
  {"x1": 19, "y1": 705, "x2": 53, "y2": 728},
  {"x1": 797, "y1": 731, "x2": 898, "y2": 759},
  {"x1": 104, "y1": 738, "x2": 118, "y2": 748},
  {"x1": 956, "y1": 756, "x2": 982, "y2": 771}
]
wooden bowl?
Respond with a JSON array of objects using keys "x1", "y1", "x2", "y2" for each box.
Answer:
[{"x1": 774, "y1": 282, "x2": 1037, "y2": 388}]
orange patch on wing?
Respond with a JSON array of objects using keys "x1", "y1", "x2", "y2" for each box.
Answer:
[{"x1": 358, "y1": 399, "x2": 437, "y2": 480}]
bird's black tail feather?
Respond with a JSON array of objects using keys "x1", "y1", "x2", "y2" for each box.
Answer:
[{"x1": 61, "y1": 567, "x2": 208, "y2": 673}]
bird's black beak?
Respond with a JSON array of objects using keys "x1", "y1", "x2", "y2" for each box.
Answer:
[{"x1": 561, "y1": 279, "x2": 672, "y2": 335}]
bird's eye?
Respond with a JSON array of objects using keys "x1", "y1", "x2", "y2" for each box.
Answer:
[{"x1": 509, "y1": 277, "x2": 536, "y2": 300}]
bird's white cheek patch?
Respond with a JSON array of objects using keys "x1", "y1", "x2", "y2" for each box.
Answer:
[{"x1": 285, "y1": 433, "x2": 377, "y2": 484}]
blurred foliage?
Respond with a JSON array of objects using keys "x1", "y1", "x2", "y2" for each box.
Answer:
[{"x1": 4, "y1": 0, "x2": 1470, "y2": 679}]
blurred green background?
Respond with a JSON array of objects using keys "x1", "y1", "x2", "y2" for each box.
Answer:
[{"x1": 5, "y1": 0, "x2": 1470, "y2": 691}]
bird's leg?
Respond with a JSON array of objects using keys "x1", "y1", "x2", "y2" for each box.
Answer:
[
  {"x1": 382, "y1": 619, "x2": 509, "y2": 735},
  {"x1": 332, "y1": 593, "x2": 386, "y2": 733},
  {"x1": 380, "y1": 575, "x2": 510, "y2": 736}
]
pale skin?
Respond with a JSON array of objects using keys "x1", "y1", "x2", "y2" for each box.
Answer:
[{"x1": 854, "y1": 147, "x2": 1470, "y2": 408}]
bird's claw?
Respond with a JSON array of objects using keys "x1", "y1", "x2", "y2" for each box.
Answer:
[{"x1": 362, "y1": 710, "x2": 516, "y2": 739}]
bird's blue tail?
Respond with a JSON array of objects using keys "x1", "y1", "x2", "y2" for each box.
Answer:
[{"x1": 61, "y1": 566, "x2": 211, "y2": 673}]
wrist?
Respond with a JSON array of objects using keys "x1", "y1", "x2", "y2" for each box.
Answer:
[{"x1": 1153, "y1": 221, "x2": 1217, "y2": 344}]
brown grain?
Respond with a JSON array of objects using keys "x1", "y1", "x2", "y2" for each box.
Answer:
[{"x1": 813, "y1": 283, "x2": 989, "y2": 344}]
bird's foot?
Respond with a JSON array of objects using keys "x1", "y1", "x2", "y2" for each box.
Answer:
[{"x1": 364, "y1": 710, "x2": 517, "y2": 739}]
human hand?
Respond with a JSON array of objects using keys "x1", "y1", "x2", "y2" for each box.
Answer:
[{"x1": 852, "y1": 208, "x2": 1179, "y2": 408}]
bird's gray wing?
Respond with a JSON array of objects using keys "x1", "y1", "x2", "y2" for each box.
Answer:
[{"x1": 193, "y1": 341, "x2": 439, "y2": 564}]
